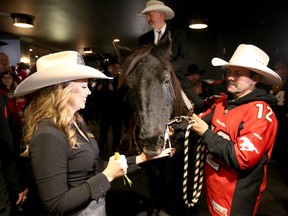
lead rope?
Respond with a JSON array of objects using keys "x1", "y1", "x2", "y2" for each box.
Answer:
[
  {"x1": 183, "y1": 119, "x2": 205, "y2": 207},
  {"x1": 180, "y1": 89, "x2": 206, "y2": 207},
  {"x1": 166, "y1": 115, "x2": 205, "y2": 208}
]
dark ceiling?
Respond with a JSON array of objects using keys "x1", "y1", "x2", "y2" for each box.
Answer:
[{"x1": 1, "y1": 0, "x2": 288, "y2": 59}]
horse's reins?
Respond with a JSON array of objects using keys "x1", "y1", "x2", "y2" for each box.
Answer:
[{"x1": 164, "y1": 90, "x2": 205, "y2": 208}]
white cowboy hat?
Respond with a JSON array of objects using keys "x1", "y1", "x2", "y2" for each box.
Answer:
[
  {"x1": 211, "y1": 44, "x2": 282, "y2": 85},
  {"x1": 14, "y1": 51, "x2": 112, "y2": 97},
  {"x1": 138, "y1": 0, "x2": 175, "y2": 20}
]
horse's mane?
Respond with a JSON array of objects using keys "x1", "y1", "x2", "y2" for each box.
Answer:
[{"x1": 118, "y1": 43, "x2": 187, "y2": 117}]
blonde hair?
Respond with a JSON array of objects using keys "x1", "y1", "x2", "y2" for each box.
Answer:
[{"x1": 21, "y1": 82, "x2": 86, "y2": 157}]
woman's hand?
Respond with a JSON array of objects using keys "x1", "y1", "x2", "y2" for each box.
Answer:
[
  {"x1": 102, "y1": 154, "x2": 128, "y2": 182},
  {"x1": 190, "y1": 113, "x2": 209, "y2": 136},
  {"x1": 136, "y1": 147, "x2": 174, "y2": 164}
]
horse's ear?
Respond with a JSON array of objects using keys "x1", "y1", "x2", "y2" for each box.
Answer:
[
  {"x1": 113, "y1": 42, "x2": 134, "y2": 64},
  {"x1": 156, "y1": 31, "x2": 172, "y2": 59}
]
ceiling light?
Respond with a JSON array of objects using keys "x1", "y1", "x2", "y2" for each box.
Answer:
[
  {"x1": 83, "y1": 47, "x2": 94, "y2": 54},
  {"x1": 11, "y1": 13, "x2": 35, "y2": 28},
  {"x1": 189, "y1": 18, "x2": 208, "y2": 30}
]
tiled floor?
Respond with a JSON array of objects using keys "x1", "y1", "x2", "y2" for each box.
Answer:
[{"x1": 89, "y1": 121, "x2": 288, "y2": 216}]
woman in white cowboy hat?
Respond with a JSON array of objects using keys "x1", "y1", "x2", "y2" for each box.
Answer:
[
  {"x1": 188, "y1": 44, "x2": 281, "y2": 215},
  {"x1": 14, "y1": 51, "x2": 172, "y2": 215}
]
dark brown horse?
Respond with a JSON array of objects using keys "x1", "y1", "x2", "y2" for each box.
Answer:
[
  {"x1": 115, "y1": 33, "x2": 188, "y2": 157},
  {"x1": 114, "y1": 33, "x2": 205, "y2": 213}
]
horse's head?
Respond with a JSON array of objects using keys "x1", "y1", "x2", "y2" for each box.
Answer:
[{"x1": 115, "y1": 32, "x2": 186, "y2": 157}]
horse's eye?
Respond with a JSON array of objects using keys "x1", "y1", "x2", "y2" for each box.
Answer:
[
  {"x1": 162, "y1": 72, "x2": 171, "y2": 87},
  {"x1": 164, "y1": 79, "x2": 170, "y2": 86}
]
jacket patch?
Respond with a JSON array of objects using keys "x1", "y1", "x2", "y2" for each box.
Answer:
[{"x1": 239, "y1": 136, "x2": 259, "y2": 154}]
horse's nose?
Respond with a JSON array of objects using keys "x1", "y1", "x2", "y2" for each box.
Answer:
[{"x1": 140, "y1": 135, "x2": 164, "y2": 157}]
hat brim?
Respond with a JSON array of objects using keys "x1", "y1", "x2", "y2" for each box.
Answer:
[
  {"x1": 212, "y1": 57, "x2": 282, "y2": 86},
  {"x1": 14, "y1": 64, "x2": 112, "y2": 97},
  {"x1": 138, "y1": 5, "x2": 175, "y2": 20}
]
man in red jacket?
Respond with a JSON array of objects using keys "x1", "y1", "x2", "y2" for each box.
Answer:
[{"x1": 190, "y1": 44, "x2": 282, "y2": 216}]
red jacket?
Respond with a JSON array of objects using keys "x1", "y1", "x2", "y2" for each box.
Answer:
[{"x1": 200, "y1": 89, "x2": 278, "y2": 216}]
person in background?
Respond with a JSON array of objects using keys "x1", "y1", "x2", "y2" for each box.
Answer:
[
  {"x1": 190, "y1": 44, "x2": 281, "y2": 215},
  {"x1": 109, "y1": 62, "x2": 126, "y2": 152},
  {"x1": 138, "y1": 0, "x2": 204, "y2": 113},
  {"x1": 14, "y1": 62, "x2": 31, "y2": 84},
  {"x1": 269, "y1": 60, "x2": 288, "y2": 164},
  {"x1": 0, "y1": 71, "x2": 18, "y2": 99},
  {"x1": 185, "y1": 63, "x2": 228, "y2": 109},
  {"x1": 13, "y1": 51, "x2": 172, "y2": 215},
  {"x1": 185, "y1": 64, "x2": 211, "y2": 99},
  {"x1": 0, "y1": 94, "x2": 28, "y2": 216},
  {"x1": 0, "y1": 52, "x2": 11, "y2": 73},
  {"x1": 0, "y1": 71, "x2": 26, "y2": 155},
  {"x1": 0, "y1": 71, "x2": 23, "y2": 116},
  {"x1": 98, "y1": 62, "x2": 124, "y2": 154}
]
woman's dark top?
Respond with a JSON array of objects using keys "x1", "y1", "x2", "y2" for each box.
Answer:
[{"x1": 28, "y1": 119, "x2": 138, "y2": 215}]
